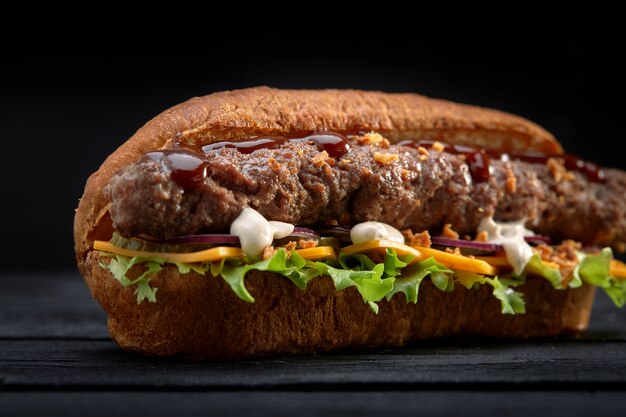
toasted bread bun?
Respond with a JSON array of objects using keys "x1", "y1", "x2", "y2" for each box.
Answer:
[
  {"x1": 82, "y1": 253, "x2": 594, "y2": 360},
  {"x1": 74, "y1": 87, "x2": 587, "y2": 360}
]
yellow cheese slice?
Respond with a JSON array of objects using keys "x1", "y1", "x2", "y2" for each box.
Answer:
[
  {"x1": 341, "y1": 240, "x2": 496, "y2": 275},
  {"x1": 611, "y1": 259, "x2": 626, "y2": 279},
  {"x1": 475, "y1": 256, "x2": 559, "y2": 270},
  {"x1": 415, "y1": 246, "x2": 497, "y2": 275},
  {"x1": 94, "y1": 241, "x2": 243, "y2": 263},
  {"x1": 340, "y1": 240, "x2": 423, "y2": 259},
  {"x1": 295, "y1": 246, "x2": 337, "y2": 261},
  {"x1": 94, "y1": 241, "x2": 337, "y2": 263}
]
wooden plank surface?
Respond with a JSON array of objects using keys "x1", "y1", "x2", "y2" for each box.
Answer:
[
  {"x1": 0, "y1": 272, "x2": 107, "y2": 339},
  {"x1": 2, "y1": 391, "x2": 626, "y2": 417},
  {"x1": 1, "y1": 271, "x2": 626, "y2": 416},
  {"x1": 2, "y1": 339, "x2": 626, "y2": 389}
]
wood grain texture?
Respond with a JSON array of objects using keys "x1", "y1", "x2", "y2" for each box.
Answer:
[
  {"x1": 0, "y1": 272, "x2": 106, "y2": 339},
  {"x1": 2, "y1": 339, "x2": 626, "y2": 389},
  {"x1": 3, "y1": 392, "x2": 625, "y2": 417}
]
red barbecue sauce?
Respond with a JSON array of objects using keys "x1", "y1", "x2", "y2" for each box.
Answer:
[{"x1": 141, "y1": 134, "x2": 605, "y2": 189}]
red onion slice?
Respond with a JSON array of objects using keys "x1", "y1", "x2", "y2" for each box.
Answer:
[
  {"x1": 144, "y1": 227, "x2": 320, "y2": 246},
  {"x1": 523, "y1": 235, "x2": 551, "y2": 245},
  {"x1": 317, "y1": 227, "x2": 351, "y2": 236},
  {"x1": 430, "y1": 235, "x2": 551, "y2": 252},
  {"x1": 430, "y1": 236, "x2": 503, "y2": 252},
  {"x1": 290, "y1": 227, "x2": 320, "y2": 239},
  {"x1": 316, "y1": 227, "x2": 352, "y2": 242},
  {"x1": 150, "y1": 234, "x2": 241, "y2": 245},
  {"x1": 147, "y1": 228, "x2": 550, "y2": 249}
]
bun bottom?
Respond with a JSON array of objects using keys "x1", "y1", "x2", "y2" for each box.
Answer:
[{"x1": 82, "y1": 252, "x2": 595, "y2": 360}]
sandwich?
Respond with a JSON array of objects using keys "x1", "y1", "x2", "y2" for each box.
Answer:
[{"x1": 74, "y1": 87, "x2": 626, "y2": 360}]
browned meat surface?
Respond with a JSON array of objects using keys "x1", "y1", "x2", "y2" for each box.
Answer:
[{"x1": 104, "y1": 141, "x2": 626, "y2": 250}]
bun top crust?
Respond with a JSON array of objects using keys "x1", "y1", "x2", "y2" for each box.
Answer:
[{"x1": 74, "y1": 86, "x2": 561, "y2": 263}]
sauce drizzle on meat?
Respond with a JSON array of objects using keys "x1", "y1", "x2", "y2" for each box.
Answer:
[
  {"x1": 201, "y1": 133, "x2": 351, "y2": 158},
  {"x1": 143, "y1": 133, "x2": 605, "y2": 190},
  {"x1": 398, "y1": 140, "x2": 605, "y2": 183}
]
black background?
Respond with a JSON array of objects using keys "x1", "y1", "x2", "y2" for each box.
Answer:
[{"x1": 2, "y1": 37, "x2": 621, "y2": 270}]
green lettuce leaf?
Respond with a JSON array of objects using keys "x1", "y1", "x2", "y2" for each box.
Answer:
[
  {"x1": 219, "y1": 249, "x2": 316, "y2": 302},
  {"x1": 319, "y1": 249, "x2": 410, "y2": 312},
  {"x1": 431, "y1": 272, "x2": 454, "y2": 292},
  {"x1": 313, "y1": 261, "x2": 394, "y2": 313},
  {"x1": 578, "y1": 248, "x2": 626, "y2": 307},
  {"x1": 604, "y1": 280, "x2": 626, "y2": 308},
  {"x1": 172, "y1": 261, "x2": 207, "y2": 275},
  {"x1": 525, "y1": 254, "x2": 564, "y2": 289},
  {"x1": 484, "y1": 276, "x2": 526, "y2": 314},
  {"x1": 386, "y1": 257, "x2": 453, "y2": 303},
  {"x1": 578, "y1": 248, "x2": 612, "y2": 287},
  {"x1": 96, "y1": 239, "x2": 624, "y2": 313},
  {"x1": 99, "y1": 255, "x2": 163, "y2": 304},
  {"x1": 450, "y1": 270, "x2": 525, "y2": 314}
]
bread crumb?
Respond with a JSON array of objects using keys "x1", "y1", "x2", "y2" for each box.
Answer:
[
  {"x1": 403, "y1": 229, "x2": 431, "y2": 248},
  {"x1": 262, "y1": 246, "x2": 277, "y2": 260},
  {"x1": 442, "y1": 224, "x2": 460, "y2": 239},
  {"x1": 284, "y1": 241, "x2": 297, "y2": 252},
  {"x1": 534, "y1": 240, "x2": 581, "y2": 285},
  {"x1": 477, "y1": 207, "x2": 485, "y2": 213},
  {"x1": 298, "y1": 239, "x2": 319, "y2": 249},
  {"x1": 547, "y1": 157, "x2": 567, "y2": 182},
  {"x1": 475, "y1": 231, "x2": 488, "y2": 242},
  {"x1": 432, "y1": 141, "x2": 445, "y2": 152},
  {"x1": 355, "y1": 132, "x2": 385, "y2": 145},
  {"x1": 374, "y1": 152, "x2": 399, "y2": 165},
  {"x1": 419, "y1": 154, "x2": 428, "y2": 161},
  {"x1": 381, "y1": 138, "x2": 390, "y2": 148},
  {"x1": 505, "y1": 167, "x2": 517, "y2": 193},
  {"x1": 338, "y1": 159, "x2": 352, "y2": 169},
  {"x1": 311, "y1": 151, "x2": 331, "y2": 167},
  {"x1": 268, "y1": 158, "x2": 281, "y2": 174},
  {"x1": 445, "y1": 247, "x2": 462, "y2": 255},
  {"x1": 417, "y1": 146, "x2": 430, "y2": 157}
]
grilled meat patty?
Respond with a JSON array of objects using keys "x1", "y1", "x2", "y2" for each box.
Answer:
[{"x1": 104, "y1": 140, "x2": 626, "y2": 250}]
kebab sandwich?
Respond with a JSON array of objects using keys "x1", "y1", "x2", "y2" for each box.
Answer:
[{"x1": 74, "y1": 87, "x2": 626, "y2": 359}]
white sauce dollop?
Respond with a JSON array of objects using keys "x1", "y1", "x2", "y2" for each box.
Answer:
[
  {"x1": 350, "y1": 222, "x2": 405, "y2": 245},
  {"x1": 478, "y1": 217, "x2": 534, "y2": 276},
  {"x1": 230, "y1": 208, "x2": 294, "y2": 256}
]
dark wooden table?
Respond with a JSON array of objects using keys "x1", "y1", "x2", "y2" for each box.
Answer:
[{"x1": 2, "y1": 271, "x2": 626, "y2": 416}]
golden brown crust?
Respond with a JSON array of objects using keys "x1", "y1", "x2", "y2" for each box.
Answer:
[
  {"x1": 74, "y1": 87, "x2": 581, "y2": 360},
  {"x1": 83, "y1": 251, "x2": 594, "y2": 360}
]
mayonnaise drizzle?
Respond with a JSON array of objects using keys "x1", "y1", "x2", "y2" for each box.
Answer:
[
  {"x1": 350, "y1": 222, "x2": 405, "y2": 245},
  {"x1": 478, "y1": 217, "x2": 534, "y2": 276},
  {"x1": 230, "y1": 208, "x2": 294, "y2": 256}
]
